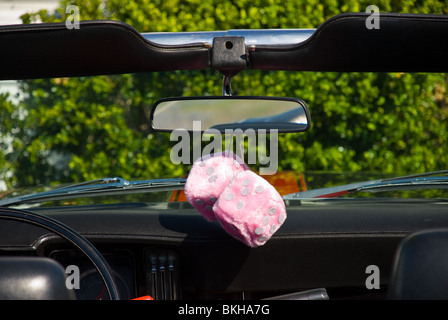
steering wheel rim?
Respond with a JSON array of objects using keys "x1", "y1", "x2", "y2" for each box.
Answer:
[{"x1": 0, "y1": 207, "x2": 120, "y2": 300}]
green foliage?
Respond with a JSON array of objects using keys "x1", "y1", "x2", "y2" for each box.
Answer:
[{"x1": 1, "y1": 0, "x2": 448, "y2": 189}]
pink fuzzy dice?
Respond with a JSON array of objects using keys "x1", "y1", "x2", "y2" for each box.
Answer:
[
  {"x1": 184, "y1": 152, "x2": 248, "y2": 222},
  {"x1": 213, "y1": 170, "x2": 286, "y2": 247}
]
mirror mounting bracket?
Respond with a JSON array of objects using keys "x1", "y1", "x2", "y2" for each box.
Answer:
[
  {"x1": 211, "y1": 36, "x2": 247, "y2": 96},
  {"x1": 222, "y1": 75, "x2": 232, "y2": 96},
  {"x1": 211, "y1": 36, "x2": 247, "y2": 77}
]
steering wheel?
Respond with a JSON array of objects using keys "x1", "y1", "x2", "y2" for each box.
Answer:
[{"x1": 0, "y1": 207, "x2": 120, "y2": 300}]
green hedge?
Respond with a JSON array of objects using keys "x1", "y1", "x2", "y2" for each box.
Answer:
[{"x1": 1, "y1": 0, "x2": 447, "y2": 188}]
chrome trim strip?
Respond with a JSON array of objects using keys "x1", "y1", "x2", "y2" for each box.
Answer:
[{"x1": 142, "y1": 29, "x2": 315, "y2": 46}]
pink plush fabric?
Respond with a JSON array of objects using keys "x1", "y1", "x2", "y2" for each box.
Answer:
[
  {"x1": 185, "y1": 151, "x2": 287, "y2": 247},
  {"x1": 184, "y1": 152, "x2": 248, "y2": 222},
  {"x1": 213, "y1": 170, "x2": 286, "y2": 247}
]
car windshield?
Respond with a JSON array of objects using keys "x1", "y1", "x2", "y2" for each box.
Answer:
[
  {"x1": 0, "y1": 1, "x2": 447, "y2": 207},
  {"x1": 1, "y1": 69, "x2": 447, "y2": 206}
]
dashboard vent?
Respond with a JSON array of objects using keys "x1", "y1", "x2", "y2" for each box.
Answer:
[{"x1": 146, "y1": 249, "x2": 180, "y2": 300}]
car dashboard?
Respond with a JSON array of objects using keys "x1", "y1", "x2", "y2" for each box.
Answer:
[{"x1": 1, "y1": 198, "x2": 448, "y2": 300}]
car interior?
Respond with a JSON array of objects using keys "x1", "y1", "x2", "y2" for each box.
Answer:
[{"x1": 1, "y1": 12, "x2": 448, "y2": 301}]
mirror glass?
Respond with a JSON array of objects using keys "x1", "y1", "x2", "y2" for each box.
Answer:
[{"x1": 150, "y1": 97, "x2": 310, "y2": 133}]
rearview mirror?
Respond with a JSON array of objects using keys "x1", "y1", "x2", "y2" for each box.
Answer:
[{"x1": 150, "y1": 96, "x2": 311, "y2": 133}]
